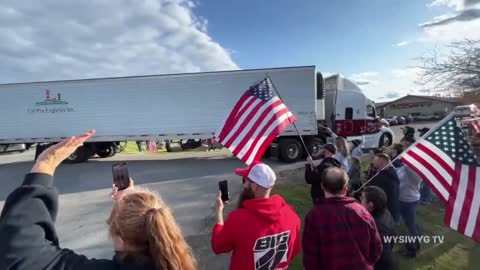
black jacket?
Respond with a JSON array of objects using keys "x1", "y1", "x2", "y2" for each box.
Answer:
[
  {"x1": 372, "y1": 209, "x2": 397, "y2": 270},
  {"x1": 367, "y1": 167, "x2": 400, "y2": 222},
  {"x1": 305, "y1": 157, "x2": 342, "y2": 203},
  {"x1": 0, "y1": 173, "x2": 156, "y2": 270}
]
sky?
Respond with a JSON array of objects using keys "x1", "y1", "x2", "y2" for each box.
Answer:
[{"x1": 0, "y1": 0, "x2": 479, "y2": 102}]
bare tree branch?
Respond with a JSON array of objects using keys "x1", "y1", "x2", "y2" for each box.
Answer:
[{"x1": 415, "y1": 39, "x2": 480, "y2": 94}]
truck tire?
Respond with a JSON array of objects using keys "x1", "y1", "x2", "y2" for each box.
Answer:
[
  {"x1": 180, "y1": 139, "x2": 202, "y2": 150},
  {"x1": 108, "y1": 146, "x2": 117, "y2": 157},
  {"x1": 279, "y1": 139, "x2": 303, "y2": 163},
  {"x1": 64, "y1": 146, "x2": 88, "y2": 163},
  {"x1": 97, "y1": 146, "x2": 114, "y2": 158},
  {"x1": 165, "y1": 140, "x2": 173, "y2": 152},
  {"x1": 306, "y1": 137, "x2": 325, "y2": 160},
  {"x1": 379, "y1": 133, "x2": 392, "y2": 148},
  {"x1": 262, "y1": 147, "x2": 271, "y2": 159}
]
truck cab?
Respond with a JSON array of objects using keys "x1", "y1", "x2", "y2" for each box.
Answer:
[{"x1": 324, "y1": 74, "x2": 394, "y2": 149}]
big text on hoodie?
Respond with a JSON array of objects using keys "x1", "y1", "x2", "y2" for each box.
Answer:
[
  {"x1": 211, "y1": 194, "x2": 301, "y2": 270},
  {"x1": 0, "y1": 173, "x2": 155, "y2": 270}
]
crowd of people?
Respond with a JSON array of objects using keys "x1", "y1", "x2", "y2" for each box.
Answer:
[{"x1": 0, "y1": 127, "x2": 433, "y2": 270}]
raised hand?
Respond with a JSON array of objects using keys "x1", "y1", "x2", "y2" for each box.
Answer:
[{"x1": 31, "y1": 130, "x2": 96, "y2": 175}]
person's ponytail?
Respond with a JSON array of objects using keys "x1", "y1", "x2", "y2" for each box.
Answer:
[{"x1": 146, "y1": 208, "x2": 197, "y2": 270}]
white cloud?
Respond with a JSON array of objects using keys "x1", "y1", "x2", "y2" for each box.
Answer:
[
  {"x1": 422, "y1": 19, "x2": 480, "y2": 41},
  {"x1": 429, "y1": 0, "x2": 465, "y2": 10},
  {"x1": 420, "y1": 0, "x2": 480, "y2": 42},
  {"x1": 419, "y1": 13, "x2": 458, "y2": 27},
  {"x1": 0, "y1": 0, "x2": 238, "y2": 84},
  {"x1": 391, "y1": 67, "x2": 423, "y2": 78},
  {"x1": 394, "y1": 41, "x2": 410, "y2": 47},
  {"x1": 350, "y1": 72, "x2": 380, "y2": 85},
  {"x1": 322, "y1": 72, "x2": 335, "y2": 77},
  {"x1": 350, "y1": 68, "x2": 430, "y2": 102},
  {"x1": 428, "y1": 0, "x2": 480, "y2": 10}
]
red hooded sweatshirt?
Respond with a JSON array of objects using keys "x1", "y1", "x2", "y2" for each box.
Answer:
[{"x1": 211, "y1": 194, "x2": 301, "y2": 270}]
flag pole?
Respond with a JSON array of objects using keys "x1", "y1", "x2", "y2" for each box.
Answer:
[
  {"x1": 266, "y1": 74, "x2": 312, "y2": 159},
  {"x1": 352, "y1": 112, "x2": 456, "y2": 194}
]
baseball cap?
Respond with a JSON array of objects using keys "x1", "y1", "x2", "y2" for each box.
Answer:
[{"x1": 235, "y1": 161, "x2": 276, "y2": 189}]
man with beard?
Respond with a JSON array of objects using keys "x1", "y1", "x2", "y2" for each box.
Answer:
[{"x1": 211, "y1": 161, "x2": 301, "y2": 270}]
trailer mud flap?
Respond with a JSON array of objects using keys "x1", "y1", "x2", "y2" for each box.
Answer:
[{"x1": 269, "y1": 143, "x2": 280, "y2": 160}]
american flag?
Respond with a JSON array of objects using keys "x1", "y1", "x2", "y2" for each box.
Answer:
[
  {"x1": 400, "y1": 115, "x2": 480, "y2": 242},
  {"x1": 215, "y1": 78, "x2": 297, "y2": 165}
]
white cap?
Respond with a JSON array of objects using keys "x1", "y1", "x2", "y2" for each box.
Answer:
[{"x1": 235, "y1": 161, "x2": 276, "y2": 189}]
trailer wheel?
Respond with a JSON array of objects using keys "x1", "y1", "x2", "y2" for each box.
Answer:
[
  {"x1": 262, "y1": 147, "x2": 271, "y2": 159},
  {"x1": 64, "y1": 146, "x2": 88, "y2": 163},
  {"x1": 97, "y1": 146, "x2": 114, "y2": 158},
  {"x1": 307, "y1": 138, "x2": 325, "y2": 160},
  {"x1": 108, "y1": 146, "x2": 117, "y2": 157},
  {"x1": 165, "y1": 140, "x2": 173, "y2": 152},
  {"x1": 279, "y1": 139, "x2": 303, "y2": 163}
]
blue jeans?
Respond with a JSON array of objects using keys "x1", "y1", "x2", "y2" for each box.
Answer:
[
  {"x1": 400, "y1": 200, "x2": 422, "y2": 253},
  {"x1": 420, "y1": 182, "x2": 432, "y2": 203}
]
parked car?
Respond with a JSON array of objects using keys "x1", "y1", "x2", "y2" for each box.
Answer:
[
  {"x1": 386, "y1": 117, "x2": 398, "y2": 126},
  {"x1": 413, "y1": 114, "x2": 435, "y2": 121},
  {"x1": 454, "y1": 104, "x2": 478, "y2": 118},
  {"x1": 403, "y1": 115, "x2": 413, "y2": 123},
  {"x1": 396, "y1": 116, "x2": 406, "y2": 125},
  {"x1": 379, "y1": 118, "x2": 390, "y2": 127}
]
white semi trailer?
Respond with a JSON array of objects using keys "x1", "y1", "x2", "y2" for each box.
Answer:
[{"x1": 0, "y1": 66, "x2": 393, "y2": 163}]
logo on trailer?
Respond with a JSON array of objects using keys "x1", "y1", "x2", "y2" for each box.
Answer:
[
  {"x1": 35, "y1": 89, "x2": 69, "y2": 106},
  {"x1": 28, "y1": 90, "x2": 74, "y2": 114},
  {"x1": 253, "y1": 231, "x2": 290, "y2": 270}
]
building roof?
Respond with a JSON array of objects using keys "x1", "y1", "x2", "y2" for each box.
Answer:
[
  {"x1": 376, "y1": 95, "x2": 460, "y2": 108},
  {"x1": 375, "y1": 102, "x2": 389, "y2": 107}
]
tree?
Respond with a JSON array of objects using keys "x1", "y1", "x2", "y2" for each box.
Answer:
[{"x1": 416, "y1": 39, "x2": 480, "y2": 96}]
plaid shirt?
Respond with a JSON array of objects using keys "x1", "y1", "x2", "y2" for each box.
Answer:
[{"x1": 302, "y1": 196, "x2": 383, "y2": 270}]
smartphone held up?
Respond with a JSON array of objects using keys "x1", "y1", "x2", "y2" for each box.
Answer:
[
  {"x1": 112, "y1": 162, "x2": 130, "y2": 191},
  {"x1": 219, "y1": 180, "x2": 230, "y2": 202}
]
